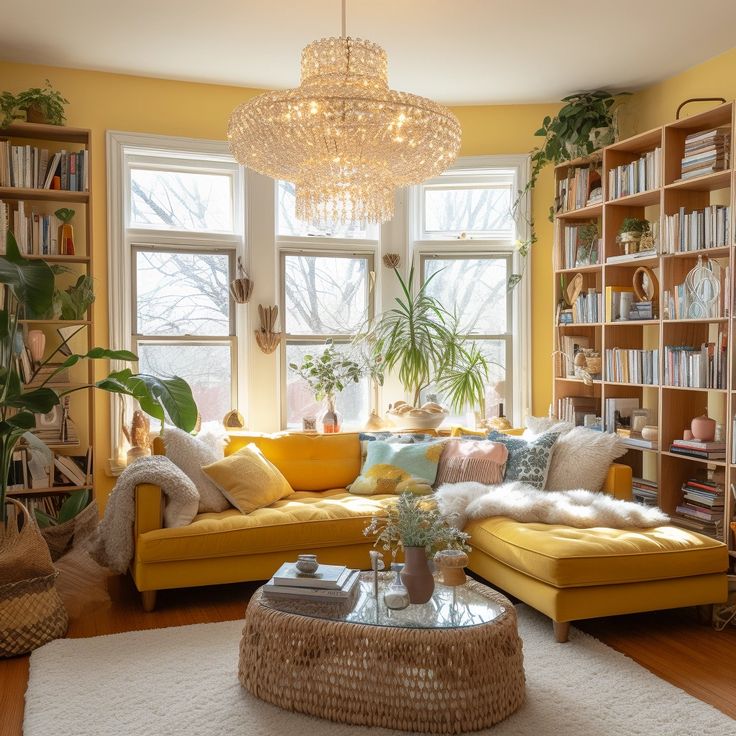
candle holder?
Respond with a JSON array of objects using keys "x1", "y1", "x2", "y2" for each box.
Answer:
[{"x1": 369, "y1": 550, "x2": 384, "y2": 599}]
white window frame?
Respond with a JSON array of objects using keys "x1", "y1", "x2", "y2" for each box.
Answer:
[
  {"x1": 107, "y1": 131, "x2": 246, "y2": 454},
  {"x1": 409, "y1": 155, "x2": 531, "y2": 426}
]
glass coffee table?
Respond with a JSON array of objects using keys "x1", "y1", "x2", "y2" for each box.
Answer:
[{"x1": 238, "y1": 572, "x2": 525, "y2": 733}]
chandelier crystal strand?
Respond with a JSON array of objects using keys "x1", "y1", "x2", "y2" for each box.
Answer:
[{"x1": 228, "y1": 35, "x2": 461, "y2": 226}]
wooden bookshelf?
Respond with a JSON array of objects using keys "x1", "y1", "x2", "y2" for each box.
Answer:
[
  {"x1": 552, "y1": 101, "x2": 735, "y2": 558},
  {"x1": 0, "y1": 121, "x2": 95, "y2": 515}
]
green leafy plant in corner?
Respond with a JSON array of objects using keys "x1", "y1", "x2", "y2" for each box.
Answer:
[
  {"x1": 0, "y1": 80, "x2": 69, "y2": 127},
  {"x1": 618, "y1": 217, "x2": 650, "y2": 235},
  {"x1": 34, "y1": 489, "x2": 90, "y2": 528},
  {"x1": 363, "y1": 492, "x2": 470, "y2": 558},
  {"x1": 0, "y1": 231, "x2": 198, "y2": 522},
  {"x1": 508, "y1": 90, "x2": 628, "y2": 290}
]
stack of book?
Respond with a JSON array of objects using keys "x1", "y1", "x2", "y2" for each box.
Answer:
[
  {"x1": 669, "y1": 439, "x2": 726, "y2": 461},
  {"x1": 662, "y1": 205, "x2": 730, "y2": 253},
  {"x1": 0, "y1": 141, "x2": 89, "y2": 191},
  {"x1": 607, "y1": 147, "x2": 661, "y2": 199},
  {"x1": 663, "y1": 335, "x2": 727, "y2": 389},
  {"x1": 263, "y1": 562, "x2": 360, "y2": 602},
  {"x1": 556, "y1": 166, "x2": 601, "y2": 213},
  {"x1": 632, "y1": 477, "x2": 659, "y2": 506},
  {"x1": 672, "y1": 475, "x2": 725, "y2": 539},
  {"x1": 556, "y1": 396, "x2": 599, "y2": 425},
  {"x1": 679, "y1": 127, "x2": 730, "y2": 180}
]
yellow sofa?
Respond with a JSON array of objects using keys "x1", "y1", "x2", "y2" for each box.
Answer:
[{"x1": 131, "y1": 432, "x2": 728, "y2": 641}]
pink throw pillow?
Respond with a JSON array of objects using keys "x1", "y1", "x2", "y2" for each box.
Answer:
[{"x1": 434, "y1": 440, "x2": 508, "y2": 486}]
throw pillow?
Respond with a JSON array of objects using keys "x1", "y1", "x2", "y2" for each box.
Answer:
[
  {"x1": 434, "y1": 439, "x2": 508, "y2": 486},
  {"x1": 545, "y1": 426, "x2": 627, "y2": 492},
  {"x1": 487, "y1": 430, "x2": 559, "y2": 489},
  {"x1": 358, "y1": 431, "x2": 432, "y2": 464},
  {"x1": 201, "y1": 443, "x2": 294, "y2": 514},
  {"x1": 162, "y1": 426, "x2": 231, "y2": 513},
  {"x1": 349, "y1": 440, "x2": 446, "y2": 496},
  {"x1": 522, "y1": 416, "x2": 574, "y2": 439}
]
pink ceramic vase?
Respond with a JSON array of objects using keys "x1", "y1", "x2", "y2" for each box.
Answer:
[
  {"x1": 690, "y1": 413, "x2": 716, "y2": 442},
  {"x1": 400, "y1": 546, "x2": 434, "y2": 604}
]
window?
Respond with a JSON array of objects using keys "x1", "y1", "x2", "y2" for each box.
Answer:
[
  {"x1": 413, "y1": 159, "x2": 528, "y2": 424},
  {"x1": 281, "y1": 252, "x2": 374, "y2": 428},
  {"x1": 109, "y1": 133, "x2": 244, "y2": 448}
]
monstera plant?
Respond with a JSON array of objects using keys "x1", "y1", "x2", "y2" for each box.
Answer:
[{"x1": 0, "y1": 232, "x2": 198, "y2": 521}]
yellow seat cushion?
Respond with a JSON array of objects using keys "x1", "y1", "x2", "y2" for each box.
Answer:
[
  {"x1": 466, "y1": 516, "x2": 727, "y2": 588},
  {"x1": 224, "y1": 432, "x2": 361, "y2": 492},
  {"x1": 137, "y1": 490, "x2": 392, "y2": 563}
]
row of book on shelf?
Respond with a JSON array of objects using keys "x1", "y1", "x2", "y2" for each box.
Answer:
[
  {"x1": 556, "y1": 165, "x2": 602, "y2": 213},
  {"x1": 607, "y1": 147, "x2": 661, "y2": 199},
  {"x1": 662, "y1": 263, "x2": 730, "y2": 321},
  {"x1": 632, "y1": 477, "x2": 658, "y2": 507},
  {"x1": 555, "y1": 396, "x2": 598, "y2": 426},
  {"x1": 0, "y1": 140, "x2": 88, "y2": 191},
  {"x1": 662, "y1": 333, "x2": 727, "y2": 389},
  {"x1": 679, "y1": 127, "x2": 730, "y2": 180},
  {"x1": 560, "y1": 224, "x2": 600, "y2": 269},
  {"x1": 6, "y1": 447, "x2": 92, "y2": 493},
  {"x1": 604, "y1": 348, "x2": 659, "y2": 385},
  {"x1": 0, "y1": 200, "x2": 76, "y2": 256},
  {"x1": 264, "y1": 562, "x2": 360, "y2": 602},
  {"x1": 661, "y1": 205, "x2": 730, "y2": 253},
  {"x1": 559, "y1": 288, "x2": 601, "y2": 324}
]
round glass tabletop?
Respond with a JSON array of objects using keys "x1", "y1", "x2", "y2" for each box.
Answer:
[{"x1": 258, "y1": 571, "x2": 505, "y2": 629}]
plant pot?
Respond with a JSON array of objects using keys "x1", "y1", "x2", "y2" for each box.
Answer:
[
  {"x1": 400, "y1": 546, "x2": 434, "y2": 604},
  {"x1": 616, "y1": 231, "x2": 641, "y2": 255},
  {"x1": 25, "y1": 104, "x2": 48, "y2": 124},
  {"x1": 320, "y1": 399, "x2": 341, "y2": 433}
]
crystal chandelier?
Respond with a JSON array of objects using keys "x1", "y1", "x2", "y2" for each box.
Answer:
[{"x1": 227, "y1": 2, "x2": 461, "y2": 226}]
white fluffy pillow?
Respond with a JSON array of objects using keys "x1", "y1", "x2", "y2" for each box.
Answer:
[
  {"x1": 523, "y1": 416, "x2": 574, "y2": 439},
  {"x1": 545, "y1": 426, "x2": 627, "y2": 492},
  {"x1": 162, "y1": 424, "x2": 231, "y2": 512}
]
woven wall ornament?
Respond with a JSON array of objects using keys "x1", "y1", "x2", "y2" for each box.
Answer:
[
  {"x1": 382, "y1": 253, "x2": 400, "y2": 269},
  {"x1": 685, "y1": 257, "x2": 720, "y2": 319},
  {"x1": 230, "y1": 257, "x2": 254, "y2": 304},
  {"x1": 255, "y1": 304, "x2": 282, "y2": 354}
]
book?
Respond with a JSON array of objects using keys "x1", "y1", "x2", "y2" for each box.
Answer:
[
  {"x1": 621, "y1": 436, "x2": 657, "y2": 450},
  {"x1": 668, "y1": 446, "x2": 726, "y2": 460},
  {"x1": 671, "y1": 440, "x2": 726, "y2": 451},
  {"x1": 53, "y1": 455, "x2": 87, "y2": 486},
  {"x1": 263, "y1": 569, "x2": 360, "y2": 600},
  {"x1": 605, "y1": 250, "x2": 658, "y2": 265},
  {"x1": 272, "y1": 562, "x2": 350, "y2": 589}
]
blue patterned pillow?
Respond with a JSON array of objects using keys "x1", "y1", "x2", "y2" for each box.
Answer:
[{"x1": 486, "y1": 431, "x2": 559, "y2": 489}]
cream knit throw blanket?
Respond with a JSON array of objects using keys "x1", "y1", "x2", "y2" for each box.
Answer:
[
  {"x1": 435, "y1": 481, "x2": 669, "y2": 530},
  {"x1": 87, "y1": 456, "x2": 199, "y2": 573}
]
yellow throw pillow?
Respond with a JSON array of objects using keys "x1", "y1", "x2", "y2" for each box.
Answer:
[{"x1": 202, "y1": 443, "x2": 293, "y2": 514}]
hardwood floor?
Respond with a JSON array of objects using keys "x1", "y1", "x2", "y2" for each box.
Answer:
[{"x1": 2, "y1": 563, "x2": 735, "y2": 735}]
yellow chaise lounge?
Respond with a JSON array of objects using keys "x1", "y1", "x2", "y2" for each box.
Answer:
[{"x1": 131, "y1": 432, "x2": 728, "y2": 641}]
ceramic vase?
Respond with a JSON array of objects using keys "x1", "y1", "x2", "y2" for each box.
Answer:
[
  {"x1": 321, "y1": 398, "x2": 341, "y2": 434},
  {"x1": 691, "y1": 413, "x2": 716, "y2": 442},
  {"x1": 26, "y1": 330, "x2": 46, "y2": 363},
  {"x1": 400, "y1": 546, "x2": 434, "y2": 604}
]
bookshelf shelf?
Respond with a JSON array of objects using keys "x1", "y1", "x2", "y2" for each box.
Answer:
[
  {"x1": 553, "y1": 100, "x2": 735, "y2": 553},
  {"x1": 1, "y1": 122, "x2": 96, "y2": 518}
]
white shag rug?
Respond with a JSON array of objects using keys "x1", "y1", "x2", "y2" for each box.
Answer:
[{"x1": 24, "y1": 606, "x2": 734, "y2": 736}]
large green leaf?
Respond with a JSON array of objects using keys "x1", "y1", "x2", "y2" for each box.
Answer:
[
  {"x1": 5, "y1": 387, "x2": 59, "y2": 413},
  {"x1": 0, "y1": 232, "x2": 55, "y2": 317},
  {"x1": 58, "y1": 490, "x2": 90, "y2": 523}
]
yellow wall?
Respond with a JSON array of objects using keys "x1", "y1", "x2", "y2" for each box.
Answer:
[{"x1": 0, "y1": 60, "x2": 559, "y2": 503}]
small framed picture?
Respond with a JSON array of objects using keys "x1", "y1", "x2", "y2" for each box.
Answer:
[{"x1": 37, "y1": 405, "x2": 62, "y2": 430}]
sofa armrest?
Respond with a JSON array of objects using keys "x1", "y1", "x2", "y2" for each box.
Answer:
[
  {"x1": 603, "y1": 463, "x2": 632, "y2": 501},
  {"x1": 134, "y1": 483, "x2": 164, "y2": 538}
]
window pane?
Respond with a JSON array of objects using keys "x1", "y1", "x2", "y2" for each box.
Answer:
[
  {"x1": 130, "y1": 168, "x2": 233, "y2": 232},
  {"x1": 421, "y1": 339, "x2": 508, "y2": 424},
  {"x1": 285, "y1": 343, "x2": 370, "y2": 428},
  {"x1": 137, "y1": 343, "x2": 232, "y2": 424},
  {"x1": 135, "y1": 250, "x2": 231, "y2": 336},
  {"x1": 423, "y1": 186, "x2": 513, "y2": 238},
  {"x1": 284, "y1": 254, "x2": 370, "y2": 335},
  {"x1": 423, "y1": 258, "x2": 508, "y2": 334},
  {"x1": 277, "y1": 181, "x2": 377, "y2": 239}
]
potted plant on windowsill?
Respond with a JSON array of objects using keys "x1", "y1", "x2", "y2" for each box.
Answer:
[{"x1": 364, "y1": 492, "x2": 470, "y2": 604}]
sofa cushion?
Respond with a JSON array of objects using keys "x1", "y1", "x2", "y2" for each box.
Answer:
[
  {"x1": 202, "y1": 444, "x2": 294, "y2": 514},
  {"x1": 224, "y1": 432, "x2": 361, "y2": 492},
  {"x1": 435, "y1": 439, "x2": 508, "y2": 486},
  {"x1": 136, "y1": 490, "x2": 393, "y2": 563},
  {"x1": 466, "y1": 516, "x2": 727, "y2": 588},
  {"x1": 487, "y1": 431, "x2": 558, "y2": 489}
]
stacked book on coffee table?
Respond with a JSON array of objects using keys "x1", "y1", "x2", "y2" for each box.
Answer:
[{"x1": 263, "y1": 562, "x2": 360, "y2": 602}]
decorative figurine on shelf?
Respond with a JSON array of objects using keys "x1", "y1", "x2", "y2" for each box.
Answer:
[
  {"x1": 369, "y1": 550, "x2": 385, "y2": 599},
  {"x1": 54, "y1": 208, "x2": 75, "y2": 256},
  {"x1": 690, "y1": 411, "x2": 716, "y2": 442}
]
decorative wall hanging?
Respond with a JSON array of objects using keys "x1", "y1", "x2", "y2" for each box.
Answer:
[
  {"x1": 382, "y1": 253, "x2": 401, "y2": 269},
  {"x1": 227, "y1": 0, "x2": 461, "y2": 226},
  {"x1": 229, "y1": 257, "x2": 254, "y2": 304},
  {"x1": 223, "y1": 409, "x2": 245, "y2": 430},
  {"x1": 254, "y1": 304, "x2": 281, "y2": 354}
]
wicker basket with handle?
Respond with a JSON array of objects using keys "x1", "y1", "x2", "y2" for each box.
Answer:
[{"x1": 0, "y1": 498, "x2": 68, "y2": 657}]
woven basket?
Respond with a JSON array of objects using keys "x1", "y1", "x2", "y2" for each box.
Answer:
[
  {"x1": 0, "y1": 499, "x2": 68, "y2": 657},
  {"x1": 41, "y1": 499, "x2": 99, "y2": 562}
]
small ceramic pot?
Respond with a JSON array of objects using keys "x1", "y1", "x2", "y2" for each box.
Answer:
[
  {"x1": 295, "y1": 554, "x2": 319, "y2": 574},
  {"x1": 641, "y1": 426, "x2": 658, "y2": 442},
  {"x1": 691, "y1": 414, "x2": 716, "y2": 442},
  {"x1": 401, "y1": 546, "x2": 434, "y2": 604}
]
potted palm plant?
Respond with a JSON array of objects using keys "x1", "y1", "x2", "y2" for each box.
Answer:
[{"x1": 0, "y1": 232, "x2": 198, "y2": 522}]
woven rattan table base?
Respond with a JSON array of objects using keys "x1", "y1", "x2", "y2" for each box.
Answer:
[{"x1": 238, "y1": 580, "x2": 525, "y2": 733}]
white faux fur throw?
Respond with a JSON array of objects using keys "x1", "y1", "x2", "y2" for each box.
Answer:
[
  {"x1": 435, "y1": 481, "x2": 669, "y2": 530},
  {"x1": 87, "y1": 456, "x2": 199, "y2": 574}
]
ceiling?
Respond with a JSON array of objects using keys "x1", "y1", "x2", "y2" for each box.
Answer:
[{"x1": 2, "y1": 0, "x2": 736, "y2": 104}]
